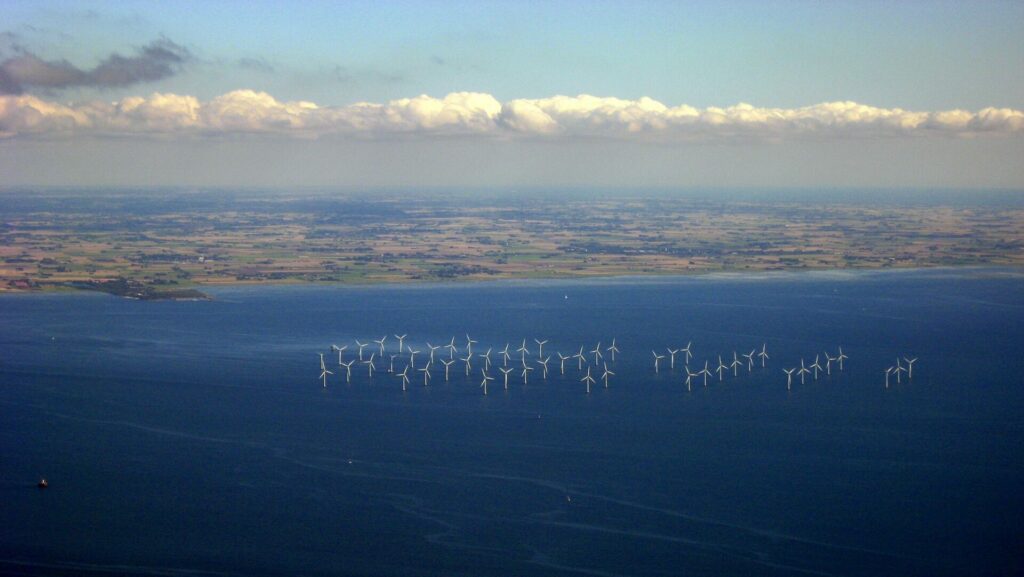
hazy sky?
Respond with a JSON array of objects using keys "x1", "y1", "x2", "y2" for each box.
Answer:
[{"x1": 2, "y1": 0, "x2": 1022, "y2": 188}]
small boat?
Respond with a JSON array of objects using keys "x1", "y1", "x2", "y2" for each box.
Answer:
[{"x1": 37, "y1": 478, "x2": 48, "y2": 489}]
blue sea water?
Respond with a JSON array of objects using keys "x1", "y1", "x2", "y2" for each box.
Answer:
[{"x1": 1, "y1": 268, "x2": 1022, "y2": 577}]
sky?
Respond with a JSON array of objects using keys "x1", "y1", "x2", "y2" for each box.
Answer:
[{"x1": 1, "y1": 0, "x2": 1022, "y2": 189}]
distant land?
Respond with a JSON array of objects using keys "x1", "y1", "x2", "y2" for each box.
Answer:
[{"x1": 2, "y1": 188, "x2": 1022, "y2": 299}]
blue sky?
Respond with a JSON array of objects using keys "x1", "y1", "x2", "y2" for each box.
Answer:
[{"x1": 2, "y1": 1, "x2": 1022, "y2": 188}]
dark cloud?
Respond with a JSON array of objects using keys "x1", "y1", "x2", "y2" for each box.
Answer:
[
  {"x1": 0, "y1": 38, "x2": 191, "y2": 94},
  {"x1": 237, "y1": 57, "x2": 274, "y2": 73}
]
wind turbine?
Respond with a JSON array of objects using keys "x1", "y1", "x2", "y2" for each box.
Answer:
[
  {"x1": 319, "y1": 353, "x2": 333, "y2": 387},
  {"x1": 700, "y1": 361, "x2": 711, "y2": 387},
  {"x1": 758, "y1": 343, "x2": 769, "y2": 367},
  {"x1": 445, "y1": 336, "x2": 457, "y2": 359},
  {"x1": 537, "y1": 356, "x2": 551, "y2": 379},
  {"x1": 591, "y1": 342, "x2": 603, "y2": 365},
  {"x1": 362, "y1": 353, "x2": 376, "y2": 378},
  {"x1": 521, "y1": 365, "x2": 534, "y2": 385},
  {"x1": 797, "y1": 359, "x2": 810, "y2": 385},
  {"x1": 517, "y1": 339, "x2": 530, "y2": 362},
  {"x1": 331, "y1": 344, "x2": 348, "y2": 365},
  {"x1": 884, "y1": 366, "x2": 893, "y2": 388},
  {"x1": 837, "y1": 347, "x2": 848, "y2": 371},
  {"x1": 407, "y1": 347, "x2": 420, "y2": 369},
  {"x1": 894, "y1": 358, "x2": 905, "y2": 384},
  {"x1": 480, "y1": 369, "x2": 493, "y2": 395},
  {"x1": 388, "y1": 354, "x2": 397, "y2": 373},
  {"x1": 374, "y1": 335, "x2": 387, "y2": 357},
  {"x1": 418, "y1": 364, "x2": 432, "y2": 386},
  {"x1": 394, "y1": 334, "x2": 407, "y2": 354},
  {"x1": 500, "y1": 343, "x2": 512, "y2": 366},
  {"x1": 810, "y1": 355, "x2": 823, "y2": 380},
  {"x1": 340, "y1": 360, "x2": 355, "y2": 383},
  {"x1": 557, "y1": 352, "x2": 570, "y2": 375},
  {"x1": 680, "y1": 341, "x2": 693, "y2": 364},
  {"x1": 479, "y1": 347, "x2": 492, "y2": 371},
  {"x1": 783, "y1": 368, "x2": 796, "y2": 390},
  {"x1": 743, "y1": 350, "x2": 755, "y2": 372},
  {"x1": 667, "y1": 348, "x2": 679, "y2": 369},
  {"x1": 461, "y1": 352, "x2": 473, "y2": 376},
  {"x1": 581, "y1": 367, "x2": 596, "y2": 394},
  {"x1": 465, "y1": 334, "x2": 477, "y2": 357},
  {"x1": 730, "y1": 351, "x2": 742, "y2": 377},
  {"x1": 652, "y1": 350, "x2": 665, "y2": 373},
  {"x1": 499, "y1": 367, "x2": 513, "y2": 389},
  {"x1": 534, "y1": 339, "x2": 548, "y2": 359},
  {"x1": 426, "y1": 342, "x2": 440, "y2": 364},
  {"x1": 355, "y1": 339, "x2": 368, "y2": 361},
  {"x1": 573, "y1": 346, "x2": 586, "y2": 370},
  {"x1": 716, "y1": 355, "x2": 727, "y2": 381},
  {"x1": 397, "y1": 365, "x2": 410, "y2": 391},
  {"x1": 607, "y1": 339, "x2": 620, "y2": 362},
  {"x1": 903, "y1": 357, "x2": 917, "y2": 380},
  {"x1": 601, "y1": 363, "x2": 614, "y2": 388},
  {"x1": 440, "y1": 359, "x2": 455, "y2": 381},
  {"x1": 685, "y1": 367, "x2": 698, "y2": 391},
  {"x1": 823, "y1": 353, "x2": 836, "y2": 375}
]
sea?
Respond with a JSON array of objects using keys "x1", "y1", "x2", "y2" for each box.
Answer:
[{"x1": 1, "y1": 268, "x2": 1022, "y2": 577}]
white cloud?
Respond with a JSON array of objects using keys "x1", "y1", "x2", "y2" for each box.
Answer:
[{"x1": 1, "y1": 90, "x2": 1021, "y2": 140}]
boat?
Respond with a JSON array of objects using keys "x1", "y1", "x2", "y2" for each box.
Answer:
[{"x1": 37, "y1": 478, "x2": 48, "y2": 489}]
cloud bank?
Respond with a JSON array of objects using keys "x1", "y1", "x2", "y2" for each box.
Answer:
[
  {"x1": 1, "y1": 89, "x2": 1021, "y2": 140},
  {"x1": 0, "y1": 39, "x2": 191, "y2": 95}
]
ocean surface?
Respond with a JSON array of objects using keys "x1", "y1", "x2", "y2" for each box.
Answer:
[{"x1": 1, "y1": 268, "x2": 1022, "y2": 577}]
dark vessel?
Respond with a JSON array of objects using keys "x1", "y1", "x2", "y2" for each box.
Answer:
[{"x1": 37, "y1": 478, "x2": 48, "y2": 489}]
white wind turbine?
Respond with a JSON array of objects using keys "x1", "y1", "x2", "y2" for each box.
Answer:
[
  {"x1": 388, "y1": 354, "x2": 397, "y2": 373},
  {"x1": 607, "y1": 339, "x2": 620, "y2": 362},
  {"x1": 517, "y1": 339, "x2": 530, "y2": 363},
  {"x1": 783, "y1": 368, "x2": 796, "y2": 390},
  {"x1": 461, "y1": 352, "x2": 474, "y2": 376},
  {"x1": 730, "y1": 352, "x2": 742, "y2": 377},
  {"x1": 446, "y1": 336, "x2": 457, "y2": 360},
  {"x1": 480, "y1": 369, "x2": 493, "y2": 395},
  {"x1": 500, "y1": 343, "x2": 512, "y2": 367},
  {"x1": 884, "y1": 366, "x2": 894, "y2": 389},
  {"x1": 440, "y1": 359, "x2": 455, "y2": 381},
  {"x1": 591, "y1": 342, "x2": 603, "y2": 365},
  {"x1": 362, "y1": 353, "x2": 376, "y2": 378},
  {"x1": 557, "y1": 352, "x2": 570, "y2": 375},
  {"x1": 758, "y1": 343, "x2": 769, "y2": 367},
  {"x1": 743, "y1": 350, "x2": 755, "y2": 372},
  {"x1": 837, "y1": 347, "x2": 848, "y2": 371},
  {"x1": 537, "y1": 356, "x2": 551, "y2": 379},
  {"x1": 407, "y1": 347, "x2": 420, "y2": 369},
  {"x1": 823, "y1": 353, "x2": 836, "y2": 375},
  {"x1": 479, "y1": 347, "x2": 492, "y2": 371},
  {"x1": 331, "y1": 344, "x2": 348, "y2": 365},
  {"x1": 340, "y1": 360, "x2": 355, "y2": 383},
  {"x1": 581, "y1": 367, "x2": 596, "y2": 394},
  {"x1": 319, "y1": 353, "x2": 333, "y2": 388},
  {"x1": 573, "y1": 346, "x2": 586, "y2": 370},
  {"x1": 499, "y1": 367, "x2": 513, "y2": 389},
  {"x1": 700, "y1": 361, "x2": 711, "y2": 387},
  {"x1": 716, "y1": 355, "x2": 727, "y2": 381},
  {"x1": 652, "y1": 350, "x2": 665, "y2": 373},
  {"x1": 601, "y1": 363, "x2": 614, "y2": 388},
  {"x1": 667, "y1": 347, "x2": 679, "y2": 370},
  {"x1": 534, "y1": 339, "x2": 548, "y2": 359},
  {"x1": 520, "y1": 365, "x2": 534, "y2": 385},
  {"x1": 685, "y1": 367, "x2": 698, "y2": 392},
  {"x1": 418, "y1": 363, "x2": 432, "y2": 386},
  {"x1": 397, "y1": 365, "x2": 410, "y2": 391},
  {"x1": 394, "y1": 334, "x2": 407, "y2": 354},
  {"x1": 374, "y1": 335, "x2": 387, "y2": 357},
  {"x1": 903, "y1": 357, "x2": 917, "y2": 380},
  {"x1": 810, "y1": 355, "x2": 823, "y2": 380},
  {"x1": 355, "y1": 339, "x2": 368, "y2": 361},
  {"x1": 681, "y1": 341, "x2": 694, "y2": 364},
  {"x1": 465, "y1": 334, "x2": 478, "y2": 357},
  {"x1": 797, "y1": 359, "x2": 810, "y2": 385},
  {"x1": 894, "y1": 358, "x2": 905, "y2": 384},
  {"x1": 426, "y1": 342, "x2": 440, "y2": 364}
]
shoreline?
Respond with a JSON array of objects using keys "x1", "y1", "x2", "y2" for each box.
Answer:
[{"x1": 3, "y1": 263, "x2": 1021, "y2": 299}]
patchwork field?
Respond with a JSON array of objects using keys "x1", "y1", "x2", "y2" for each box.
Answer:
[{"x1": 2, "y1": 190, "x2": 1022, "y2": 297}]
